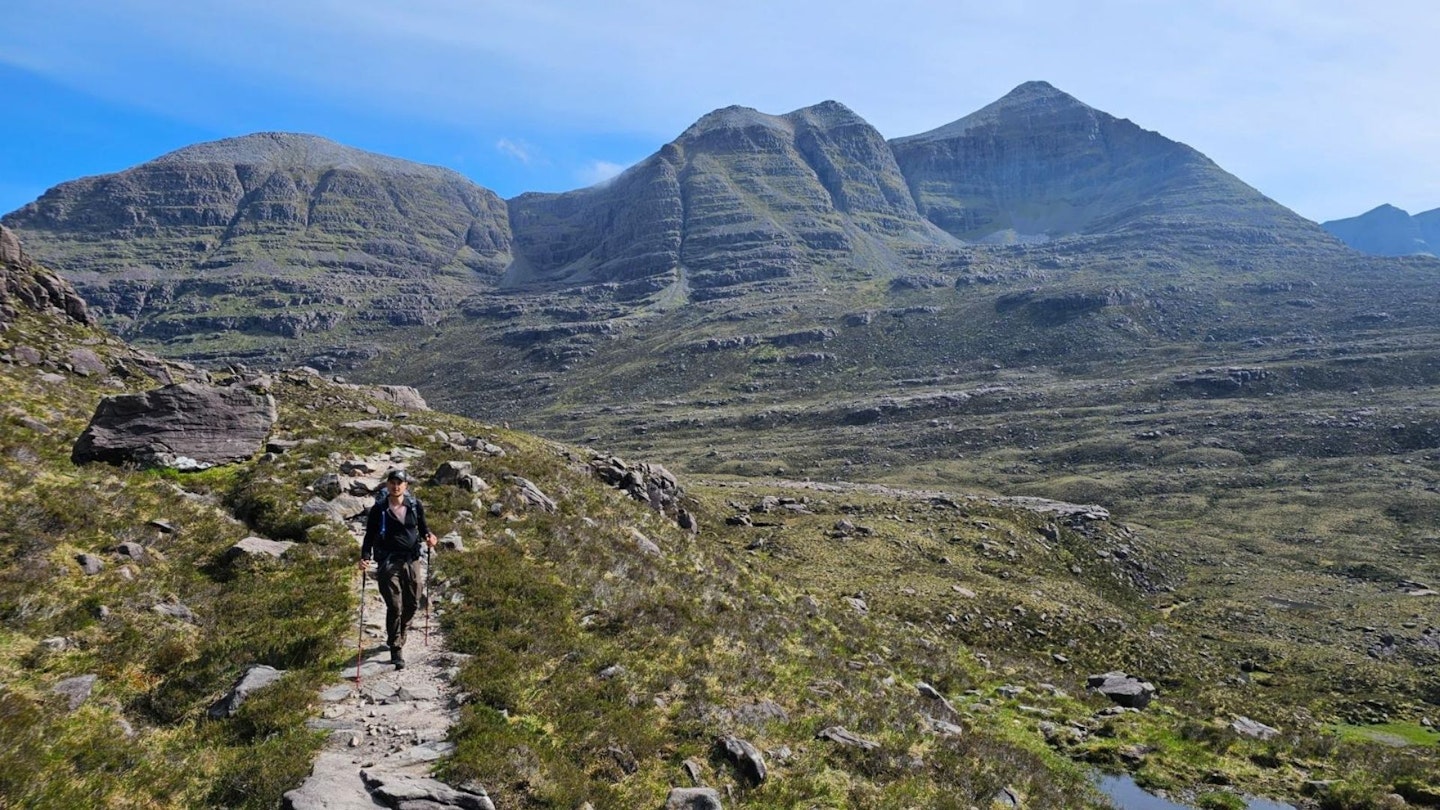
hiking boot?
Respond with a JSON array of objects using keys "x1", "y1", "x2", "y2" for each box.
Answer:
[{"x1": 391, "y1": 647, "x2": 405, "y2": 670}]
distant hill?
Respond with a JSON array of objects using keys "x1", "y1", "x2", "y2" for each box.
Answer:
[{"x1": 1323, "y1": 203, "x2": 1440, "y2": 256}]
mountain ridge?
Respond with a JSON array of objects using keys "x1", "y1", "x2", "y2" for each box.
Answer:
[{"x1": 1323, "y1": 203, "x2": 1440, "y2": 257}]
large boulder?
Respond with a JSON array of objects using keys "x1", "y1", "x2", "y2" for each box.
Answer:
[
  {"x1": 365, "y1": 384, "x2": 429, "y2": 411},
  {"x1": 72, "y1": 382, "x2": 277, "y2": 469},
  {"x1": 1088, "y1": 671, "x2": 1157, "y2": 709}
]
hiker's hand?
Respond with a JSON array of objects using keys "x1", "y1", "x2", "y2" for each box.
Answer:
[
  {"x1": 358, "y1": 558, "x2": 372, "y2": 571},
  {"x1": 425, "y1": 532, "x2": 437, "y2": 549}
]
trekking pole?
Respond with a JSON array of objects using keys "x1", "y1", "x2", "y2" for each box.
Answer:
[
  {"x1": 356, "y1": 564, "x2": 367, "y2": 688},
  {"x1": 423, "y1": 545, "x2": 433, "y2": 647}
]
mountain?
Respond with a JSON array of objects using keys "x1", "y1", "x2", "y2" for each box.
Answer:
[
  {"x1": 1323, "y1": 203, "x2": 1440, "y2": 256},
  {"x1": 3, "y1": 133, "x2": 511, "y2": 363},
  {"x1": 506, "y1": 100, "x2": 957, "y2": 302},
  {"x1": 890, "y1": 81, "x2": 1331, "y2": 246}
]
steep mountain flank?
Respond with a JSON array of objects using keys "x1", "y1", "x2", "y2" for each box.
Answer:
[
  {"x1": 3, "y1": 133, "x2": 511, "y2": 362},
  {"x1": 1323, "y1": 203, "x2": 1439, "y2": 256},
  {"x1": 890, "y1": 81, "x2": 1332, "y2": 246},
  {"x1": 507, "y1": 100, "x2": 957, "y2": 302}
]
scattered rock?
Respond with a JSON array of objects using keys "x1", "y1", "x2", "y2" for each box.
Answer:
[
  {"x1": 509, "y1": 476, "x2": 557, "y2": 512},
  {"x1": 991, "y1": 786, "x2": 1021, "y2": 808},
  {"x1": 732, "y1": 699, "x2": 789, "y2": 726},
  {"x1": 665, "y1": 787, "x2": 723, "y2": 810},
  {"x1": 816, "y1": 725, "x2": 879, "y2": 750},
  {"x1": 75, "y1": 553, "x2": 104, "y2": 575},
  {"x1": 153, "y1": 602, "x2": 196, "y2": 623},
  {"x1": 715, "y1": 735, "x2": 767, "y2": 785},
  {"x1": 629, "y1": 528, "x2": 662, "y2": 556},
  {"x1": 66, "y1": 347, "x2": 107, "y2": 377},
  {"x1": 225, "y1": 536, "x2": 296, "y2": 561},
  {"x1": 431, "y1": 460, "x2": 473, "y2": 486},
  {"x1": 312, "y1": 473, "x2": 343, "y2": 500},
  {"x1": 113, "y1": 541, "x2": 146, "y2": 561},
  {"x1": 208, "y1": 665, "x2": 286, "y2": 719},
  {"x1": 52, "y1": 674, "x2": 98, "y2": 711},
  {"x1": 361, "y1": 771, "x2": 494, "y2": 810},
  {"x1": 916, "y1": 681, "x2": 959, "y2": 716},
  {"x1": 682, "y1": 758, "x2": 705, "y2": 786},
  {"x1": 365, "y1": 385, "x2": 429, "y2": 412},
  {"x1": 1231, "y1": 716, "x2": 1280, "y2": 740}
]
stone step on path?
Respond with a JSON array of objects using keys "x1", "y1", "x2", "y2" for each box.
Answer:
[{"x1": 282, "y1": 573, "x2": 490, "y2": 810}]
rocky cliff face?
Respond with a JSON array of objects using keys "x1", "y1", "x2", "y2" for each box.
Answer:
[
  {"x1": 0, "y1": 224, "x2": 93, "y2": 329},
  {"x1": 890, "y1": 81, "x2": 1331, "y2": 246},
  {"x1": 507, "y1": 100, "x2": 957, "y2": 302},
  {"x1": 1323, "y1": 204, "x2": 1439, "y2": 256},
  {"x1": 4, "y1": 134, "x2": 511, "y2": 355}
]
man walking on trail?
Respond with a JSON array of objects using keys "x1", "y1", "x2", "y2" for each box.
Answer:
[{"x1": 360, "y1": 469, "x2": 437, "y2": 669}]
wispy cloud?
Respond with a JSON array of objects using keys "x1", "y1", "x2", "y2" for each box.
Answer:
[
  {"x1": 495, "y1": 138, "x2": 537, "y2": 164},
  {"x1": 577, "y1": 160, "x2": 625, "y2": 187}
]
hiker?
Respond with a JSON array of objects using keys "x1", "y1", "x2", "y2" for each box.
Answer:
[{"x1": 359, "y1": 469, "x2": 437, "y2": 669}]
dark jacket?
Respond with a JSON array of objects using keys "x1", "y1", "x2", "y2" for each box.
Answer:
[{"x1": 361, "y1": 493, "x2": 429, "y2": 562}]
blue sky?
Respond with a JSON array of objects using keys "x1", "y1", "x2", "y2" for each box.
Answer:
[{"x1": 2, "y1": 1, "x2": 1437, "y2": 223}]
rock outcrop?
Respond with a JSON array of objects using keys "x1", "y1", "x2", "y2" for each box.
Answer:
[
  {"x1": 72, "y1": 382, "x2": 278, "y2": 469},
  {"x1": 0, "y1": 224, "x2": 93, "y2": 328}
]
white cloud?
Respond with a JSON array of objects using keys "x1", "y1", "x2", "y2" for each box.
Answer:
[
  {"x1": 495, "y1": 138, "x2": 537, "y2": 164},
  {"x1": 576, "y1": 160, "x2": 626, "y2": 187}
]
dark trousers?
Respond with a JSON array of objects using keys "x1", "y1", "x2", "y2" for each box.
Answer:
[{"x1": 376, "y1": 555, "x2": 427, "y2": 649}]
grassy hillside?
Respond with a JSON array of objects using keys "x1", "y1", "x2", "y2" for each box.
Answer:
[{"x1": 4, "y1": 250, "x2": 1440, "y2": 809}]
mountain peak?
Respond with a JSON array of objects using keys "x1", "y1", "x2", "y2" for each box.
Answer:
[
  {"x1": 682, "y1": 105, "x2": 792, "y2": 138},
  {"x1": 1357, "y1": 203, "x2": 1412, "y2": 219},
  {"x1": 894, "y1": 81, "x2": 1094, "y2": 144},
  {"x1": 152, "y1": 132, "x2": 463, "y2": 181}
]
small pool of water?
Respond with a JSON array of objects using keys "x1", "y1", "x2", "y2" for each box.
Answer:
[{"x1": 1096, "y1": 773, "x2": 1296, "y2": 810}]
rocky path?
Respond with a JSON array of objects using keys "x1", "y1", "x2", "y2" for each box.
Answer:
[{"x1": 281, "y1": 567, "x2": 492, "y2": 810}]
